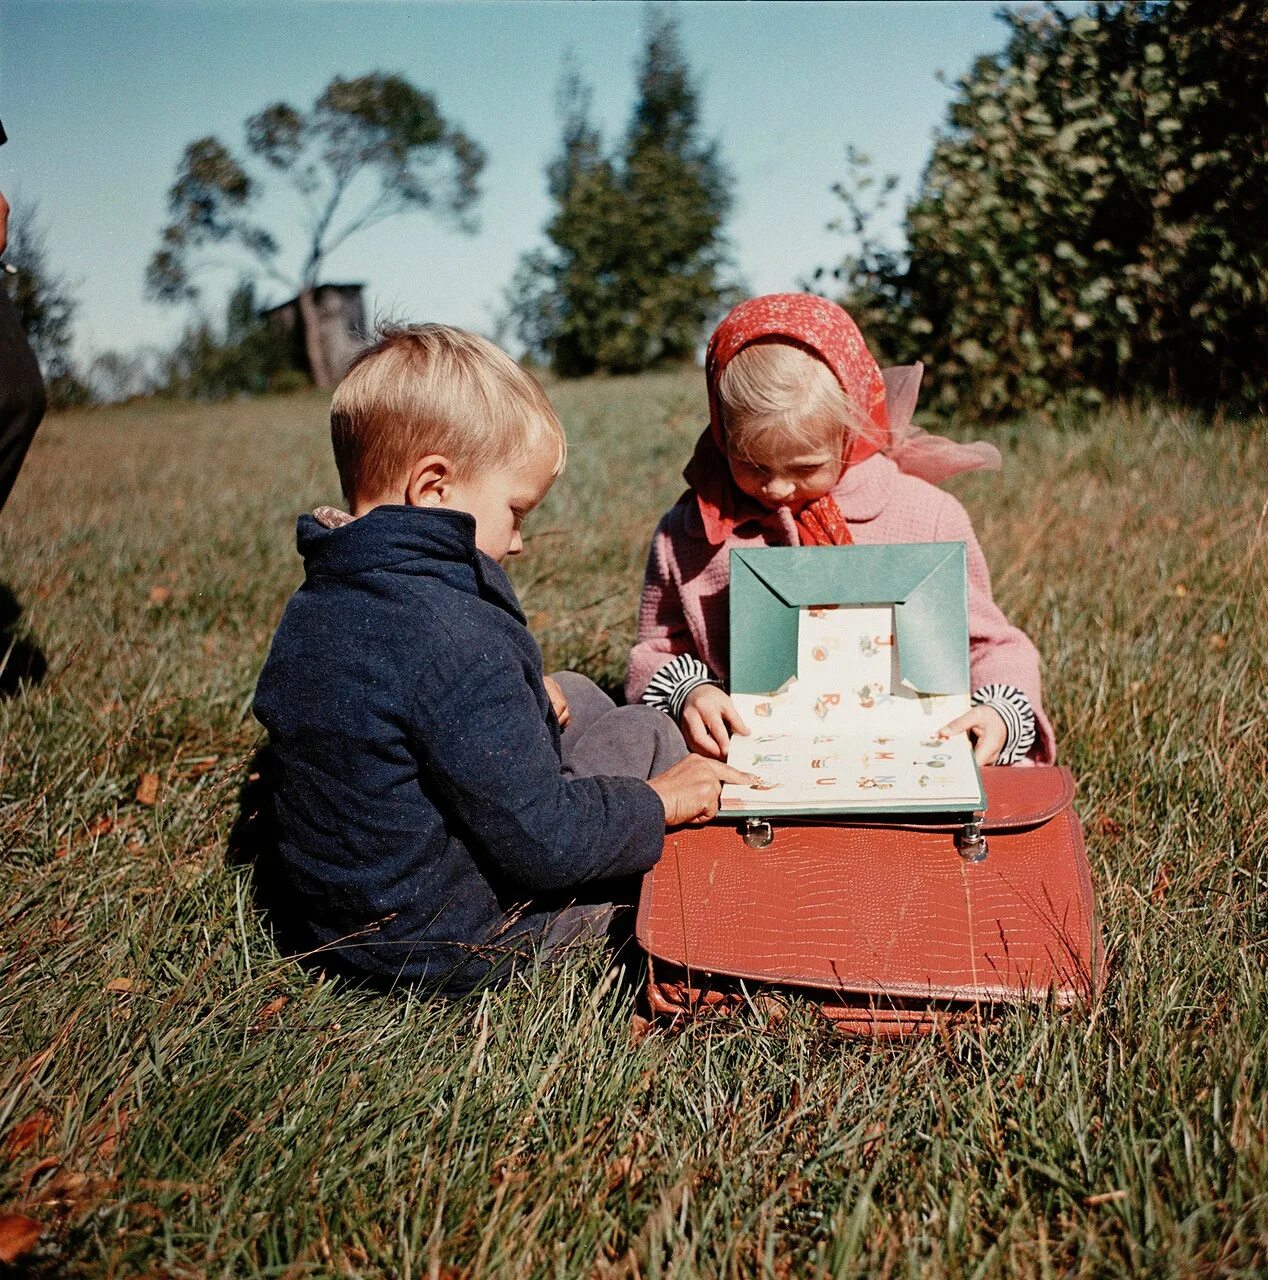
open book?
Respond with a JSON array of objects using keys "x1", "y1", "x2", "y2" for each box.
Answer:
[{"x1": 722, "y1": 603, "x2": 980, "y2": 813}]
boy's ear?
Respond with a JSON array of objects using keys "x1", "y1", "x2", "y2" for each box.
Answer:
[{"x1": 404, "y1": 454, "x2": 453, "y2": 508}]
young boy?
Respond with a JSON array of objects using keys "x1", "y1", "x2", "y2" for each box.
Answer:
[{"x1": 253, "y1": 324, "x2": 747, "y2": 993}]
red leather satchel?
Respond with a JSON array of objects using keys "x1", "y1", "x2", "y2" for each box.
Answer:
[{"x1": 636, "y1": 765, "x2": 1103, "y2": 1036}]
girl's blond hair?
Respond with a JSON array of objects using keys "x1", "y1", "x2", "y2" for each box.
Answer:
[
  {"x1": 716, "y1": 338, "x2": 883, "y2": 461},
  {"x1": 330, "y1": 324, "x2": 566, "y2": 504}
]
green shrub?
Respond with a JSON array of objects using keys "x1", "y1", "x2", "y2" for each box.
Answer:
[
  {"x1": 157, "y1": 281, "x2": 296, "y2": 401},
  {"x1": 824, "y1": 1, "x2": 1268, "y2": 420}
]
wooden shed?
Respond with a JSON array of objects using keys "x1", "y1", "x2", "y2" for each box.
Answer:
[{"x1": 261, "y1": 283, "x2": 369, "y2": 389}]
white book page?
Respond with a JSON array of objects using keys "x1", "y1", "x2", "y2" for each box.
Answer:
[{"x1": 722, "y1": 605, "x2": 979, "y2": 812}]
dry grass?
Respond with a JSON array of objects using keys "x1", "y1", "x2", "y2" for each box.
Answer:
[{"x1": 1, "y1": 372, "x2": 1265, "y2": 1277}]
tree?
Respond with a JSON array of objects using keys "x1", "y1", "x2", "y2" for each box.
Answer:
[
  {"x1": 804, "y1": 146, "x2": 905, "y2": 363},
  {"x1": 506, "y1": 10, "x2": 736, "y2": 375},
  {"x1": 816, "y1": 1, "x2": 1268, "y2": 419},
  {"x1": 6, "y1": 200, "x2": 93, "y2": 409},
  {"x1": 147, "y1": 73, "x2": 486, "y2": 388}
]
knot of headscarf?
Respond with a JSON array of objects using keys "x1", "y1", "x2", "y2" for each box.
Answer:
[{"x1": 684, "y1": 293, "x2": 1000, "y2": 546}]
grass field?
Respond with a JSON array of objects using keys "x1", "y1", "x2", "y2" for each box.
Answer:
[{"x1": 1, "y1": 371, "x2": 1265, "y2": 1277}]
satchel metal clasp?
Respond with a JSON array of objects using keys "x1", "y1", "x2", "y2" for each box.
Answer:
[
  {"x1": 742, "y1": 818, "x2": 774, "y2": 849},
  {"x1": 956, "y1": 815, "x2": 988, "y2": 863}
]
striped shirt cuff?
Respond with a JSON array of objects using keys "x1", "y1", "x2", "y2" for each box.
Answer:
[
  {"x1": 971, "y1": 683, "x2": 1037, "y2": 765},
  {"x1": 641, "y1": 654, "x2": 718, "y2": 720}
]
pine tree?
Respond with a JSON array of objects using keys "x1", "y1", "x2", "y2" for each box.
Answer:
[{"x1": 506, "y1": 9, "x2": 736, "y2": 375}]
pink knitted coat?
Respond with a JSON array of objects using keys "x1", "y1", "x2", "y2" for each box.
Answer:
[{"x1": 626, "y1": 452, "x2": 1056, "y2": 763}]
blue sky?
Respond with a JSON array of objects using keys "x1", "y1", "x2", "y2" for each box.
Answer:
[{"x1": 2, "y1": 1, "x2": 1028, "y2": 362}]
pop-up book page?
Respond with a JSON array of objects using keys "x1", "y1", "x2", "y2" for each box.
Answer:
[{"x1": 721, "y1": 604, "x2": 982, "y2": 814}]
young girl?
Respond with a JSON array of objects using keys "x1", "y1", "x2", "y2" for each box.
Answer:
[{"x1": 626, "y1": 293, "x2": 1054, "y2": 767}]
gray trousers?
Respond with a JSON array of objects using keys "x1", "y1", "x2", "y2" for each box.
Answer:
[{"x1": 537, "y1": 671, "x2": 686, "y2": 955}]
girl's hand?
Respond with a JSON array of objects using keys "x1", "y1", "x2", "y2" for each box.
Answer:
[
  {"x1": 937, "y1": 705, "x2": 1007, "y2": 766},
  {"x1": 681, "y1": 685, "x2": 750, "y2": 759},
  {"x1": 543, "y1": 675, "x2": 570, "y2": 729}
]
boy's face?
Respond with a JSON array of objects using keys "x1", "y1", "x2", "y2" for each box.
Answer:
[
  {"x1": 727, "y1": 426, "x2": 841, "y2": 512},
  {"x1": 443, "y1": 438, "x2": 559, "y2": 562}
]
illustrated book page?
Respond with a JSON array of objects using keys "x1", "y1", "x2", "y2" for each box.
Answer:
[{"x1": 721, "y1": 604, "x2": 981, "y2": 813}]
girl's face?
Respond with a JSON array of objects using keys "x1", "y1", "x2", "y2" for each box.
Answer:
[{"x1": 727, "y1": 424, "x2": 842, "y2": 512}]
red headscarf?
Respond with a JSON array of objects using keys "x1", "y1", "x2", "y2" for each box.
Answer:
[{"x1": 685, "y1": 293, "x2": 890, "y2": 547}]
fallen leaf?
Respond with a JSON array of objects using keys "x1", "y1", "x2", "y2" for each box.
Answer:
[
  {"x1": 88, "y1": 817, "x2": 115, "y2": 840},
  {"x1": 186, "y1": 757, "x2": 220, "y2": 777},
  {"x1": 1150, "y1": 864, "x2": 1171, "y2": 904},
  {"x1": 94, "y1": 1109, "x2": 129, "y2": 1163},
  {"x1": 251, "y1": 995, "x2": 289, "y2": 1031},
  {"x1": 43, "y1": 1168, "x2": 90, "y2": 1204},
  {"x1": 1173, "y1": 583, "x2": 1187, "y2": 598},
  {"x1": 49, "y1": 916, "x2": 75, "y2": 941},
  {"x1": 605, "y1": 1153, "x2": 644, "y2": 1193},
  {"x1": 629, "y1": 1013, "x2": 651, "y2": 1045},
  {"x1": 0, "y1": 1213, "x2": 41, "y2": 1264},
  {"x1": 135, "y1": 774, "x2": 160, "y2": 806},
  {"x1": 23, "y1": 1156, "x2": 60, "y2": 1188},
  {"x1": 860, "y1": 1122, "x2": 886, "y2": 1160},
  {"x1": 147, "y1": 586, "x2": 171, "y2": 606},
  {"x1": 1208, "y1": 633, "x2": 1228, "y2": 651},
  {"x1": 1093, "y1": 815, "x2": 1124, "y2": 841},
  {"x1": 105, "y1": 977, "x2": 134, "y2": 994},
  {"x1": 5, "y1": 1111, "x2": 52, "y2": 1158}
]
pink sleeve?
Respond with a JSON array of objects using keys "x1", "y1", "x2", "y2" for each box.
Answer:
[
  {"x1": 934, "y1": 496, "x2": 1056, "y2": 763},
  {"x1": 625, "y1": 519, "x2": 701, "y2": 704}
]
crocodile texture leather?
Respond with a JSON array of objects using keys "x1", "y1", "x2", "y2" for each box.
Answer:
[{"x1": 637, "y1": 765, "x2": 1102, "y2": 1035}]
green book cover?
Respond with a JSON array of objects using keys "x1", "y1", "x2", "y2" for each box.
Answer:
[{"x1": 721, "y1": 543, "x2": 986, "y2": 818}]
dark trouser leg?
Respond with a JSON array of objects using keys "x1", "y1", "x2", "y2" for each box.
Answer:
[
  {"x1": 542, "y1": 671, "x2": 687, "y2": 952},
  {"x1": 552, "y1": 670, "x2": 688, "y2": 780},
  {"x1": 0, "y1": 283, "x2": 45, "y2": 514}
]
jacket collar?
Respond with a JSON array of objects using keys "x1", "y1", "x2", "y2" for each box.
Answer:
[{"x1": 296, "y1": 505, "x2": 525, "y2": 623}]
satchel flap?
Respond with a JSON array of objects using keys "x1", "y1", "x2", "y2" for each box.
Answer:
[
  {"x1": 888, "y1": 764, "x2": 1074, "y2": 833},
  {"x1": 636, "y1": 765, "x2": 1100, "y2": 1006},
  {"x1": 980, "y1": 764, "x2": 1073, "y2": 829},
  {"x1": 771, "y1": 764, "x2": 1073, "y2": 835}
]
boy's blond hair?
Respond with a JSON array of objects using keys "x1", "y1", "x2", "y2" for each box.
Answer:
[
  {"x1": 717, "y1": 338, "x2": 883, "y2": 461},
  {"x1": 331, "y1": 324, "x2": 566, "y2": 505}
]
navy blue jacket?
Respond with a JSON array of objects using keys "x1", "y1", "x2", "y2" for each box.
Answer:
[{"x1": 252, "y1": 506, "x2": 665, "y2": 991}]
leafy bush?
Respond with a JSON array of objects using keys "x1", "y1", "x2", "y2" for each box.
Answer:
[
  {"x1": 821, "y1": 1, "x2": 1268, "y2": 419},
  {"x1": 157, "y1": 281, "x2": 299, "y2": 401}
]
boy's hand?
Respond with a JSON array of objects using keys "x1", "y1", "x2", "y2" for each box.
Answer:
[
  {"x1": 649, "y1": 756, "x2": 758, "y2": 827},
  {"x1": 539, "y1": 675, "x2": 570, "y2": 727},
  {"x1": 543, "y1": 675, "x2": 570, "y2": 729},
  {"x1": 938, "y1": 705, "x2": 1007, "y2": 766},
  {"x1": 681, "y1": 684, "x2": 750, "y2": 759}
]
